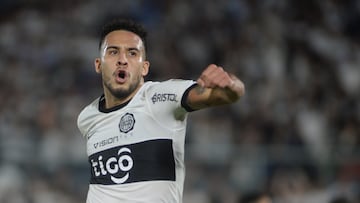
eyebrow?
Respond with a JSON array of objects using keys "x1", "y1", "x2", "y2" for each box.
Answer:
[{"x1": 106, "y1": 46, "x2": 140, "y2": 52}]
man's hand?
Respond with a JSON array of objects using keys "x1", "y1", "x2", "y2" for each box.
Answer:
[
  {"x1": 186, "y1": 64, "x2": 245, "y2": 110},
  {"x1": 196, "y1": 64, "x2": 234, "y2": 89},
  {"x1": 197, "y1": 64, "x2": 245, "y2": 98}
]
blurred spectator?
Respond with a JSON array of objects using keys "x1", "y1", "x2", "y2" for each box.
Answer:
[
  {"x1": 330, "y1": 196, "x2": 350, "y2": 203},
  {"x1": 0, "y1": 0, "x2": 359, "y2": 202},
  {"x1": 238, "y1": 192, "x2": 272, "y2": 203}
]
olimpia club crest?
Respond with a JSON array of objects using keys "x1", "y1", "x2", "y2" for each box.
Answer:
[{"x1": 119, "y1": 113, "x2": 135, "y2": 133}]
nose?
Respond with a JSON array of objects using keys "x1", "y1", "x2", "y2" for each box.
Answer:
[{"x1": 117, "y1": 53, "x2": 128, "y2": 66}]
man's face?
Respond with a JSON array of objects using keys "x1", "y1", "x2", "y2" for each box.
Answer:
[{"x1": 95, "y1": 30, "x2": 149, "y2": 99}]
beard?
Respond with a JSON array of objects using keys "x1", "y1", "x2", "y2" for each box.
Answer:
[{"x1": 103, "y1": 74, "x2": 142, "y2": 99}]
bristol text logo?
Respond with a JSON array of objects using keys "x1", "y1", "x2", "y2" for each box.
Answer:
[{"x1": 151, "y1": 93, "x2": 178, "y2": 104}]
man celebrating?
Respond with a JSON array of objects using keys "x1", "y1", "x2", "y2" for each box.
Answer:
[{"x1": 77, "y1": 19, "x2": 245, "y2": 203}]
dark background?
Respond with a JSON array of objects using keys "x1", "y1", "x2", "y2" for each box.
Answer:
[{"x1": 0, "y1": 0, "x2": 359, "y2": 202}]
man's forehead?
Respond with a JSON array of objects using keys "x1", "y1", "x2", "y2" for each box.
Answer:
[{"x1": 104, "y1": 30, "x2": 143, "y2": 47}]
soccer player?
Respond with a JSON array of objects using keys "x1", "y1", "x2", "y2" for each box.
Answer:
[{"x1": 77, "y1": 19, "x2": 245, "y2": 203}]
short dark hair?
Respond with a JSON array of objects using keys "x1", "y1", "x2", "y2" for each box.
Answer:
[{"x1": 98, "y1": 19, "x2": 147, "y2": 51}]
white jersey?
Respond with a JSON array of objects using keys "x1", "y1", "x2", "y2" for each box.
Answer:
[{"x1": 77, "y1": 80, "x2": 196, "y2": 203}]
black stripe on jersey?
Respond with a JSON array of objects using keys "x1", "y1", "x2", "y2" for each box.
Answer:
[
  {"x1": 89, "y1": 139, "x2": 175, "y2": 185},
  {"x1": 181, "y1": 83, "x2": 198, "y2": 112}
]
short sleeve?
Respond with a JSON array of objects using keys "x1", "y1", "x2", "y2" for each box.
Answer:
[{"x1": 145, "y1": 79, "x2": 195, "y2": 123}]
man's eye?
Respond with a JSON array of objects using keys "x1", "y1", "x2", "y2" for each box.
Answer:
[
  {"x1": 109, "y1": 50, "x2": 118, "y2": 55},
  {"x1": 129, "y1": 51, "x2": 137, "y2": 56}
]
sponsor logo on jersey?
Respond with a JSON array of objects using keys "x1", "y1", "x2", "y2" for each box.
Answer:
[
  {"x1": 91, "y1": 147, "x2": 133, "y2": 184},
  {"x1": 151, "y1": 93, "x2": 178, "y2": 104},
  {"x1": 119, "y1": 113, "x2": 135, "y2": 133},
  {"x1": 93, "y1": 136, "x2": 119, "y2": 149},
  {"x1": 89, "y1": 139, "x2": 175, "y2": 185}
]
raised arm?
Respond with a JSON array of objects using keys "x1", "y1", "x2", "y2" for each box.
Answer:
[{"x1": 185, "y1": 64, "x2": 245, "y2": 110}]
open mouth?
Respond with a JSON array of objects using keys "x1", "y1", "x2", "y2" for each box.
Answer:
[{"x1": 115, "y1": 70, "x2": 127, "y2": 84}]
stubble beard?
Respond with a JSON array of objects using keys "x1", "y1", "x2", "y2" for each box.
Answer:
[{"x1": 104, "y1": 74, "x2": 142, "y2": 99}]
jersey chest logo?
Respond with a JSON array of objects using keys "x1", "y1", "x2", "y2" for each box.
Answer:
[
  {"x1": 119, "y1": 113, "x2": 135, "y2": 133},
  {"x1": 89, "y1": 139, "x2": 176, "y2": 185}
]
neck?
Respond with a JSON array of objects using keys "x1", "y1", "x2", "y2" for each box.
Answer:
[{"x1": 103, "y1": 83, "x2": 144, "y2": 109}]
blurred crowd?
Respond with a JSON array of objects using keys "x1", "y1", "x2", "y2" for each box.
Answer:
[{"x1": 0, "y1": 0, "x2": 359, "y2": 203}]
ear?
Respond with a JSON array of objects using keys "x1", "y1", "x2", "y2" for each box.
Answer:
[
  {"x1": 94, "y1": 58, "x2": 101, "y2": 74},
  {"x1": 142, "y1": 61, "x2": 150, "y2": 77}
]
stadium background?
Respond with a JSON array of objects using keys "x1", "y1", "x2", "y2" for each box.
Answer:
[{"x1": 0, "y1": 0, "x2": 359, "y2": 202}]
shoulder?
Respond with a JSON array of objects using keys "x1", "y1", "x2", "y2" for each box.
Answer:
[
  {"x1": 144, "y1": 79, "x2": 195, "y2": 92},
  {"x1": 144, "y1": 80, "x2": 195, "y2": 103},
  {"x1": 77, "y1": 97, "x2": 101, "y2": 134}
]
